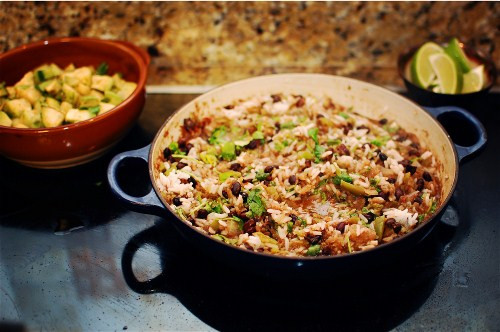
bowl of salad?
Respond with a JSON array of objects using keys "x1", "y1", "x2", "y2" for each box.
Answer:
[
  {"x1": 0, "y1": 37, "x2": 149, "y2": 168},
  {"x1": 398, "y1": 38, "x2": 497, "y2": 107}
]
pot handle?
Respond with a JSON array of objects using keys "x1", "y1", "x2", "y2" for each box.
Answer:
[
  {"x1": 424, "y1": 106, "x2": 487, "y2": 163},
  {"x1": 107, "y1": 145, "x2": 166, "y2": 216}
]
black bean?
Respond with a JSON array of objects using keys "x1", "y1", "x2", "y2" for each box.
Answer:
[
  {"x1": 176, "y1": 162, "x2": 187, "y2": 169},
  {"x1": 363, "y1": 212, "x2": 375, "y2": 223},
  {"x1": 305, "y1": 234, "x2": 322, "y2": 245},
  {"x1": 395, "y1": 187, "x2": 404, "y2": 200},
  {"x1": 290, "y1": 214, "x2": 298, "y2": 222},
  {"x1": 394, "y1": 224, "x2": 402, "y2": 234},
  {"x1": 379, "y1": 118, "x2": 388, "y2": 125},
  {"x1": 241, "y1": 192, "x2": 248, "y2": 203},
  {"x1": 163, "y1": 147, "x2": 172, "y2": 159},
  {"x1": 337, "y1": 144, "x2": 350, "y2": 156},
  {"x1": 357, "y1": 125, "x2": 370, "y2": 133},
  {"x1": 399, "y1": 159, "x2": 411, "y2": 167},
  {"x1": 410, "y1": 142, "x2": 420, "y2": 149},
  {"x1": 379, "y1": 191, "x2": 389, "y2": 201},
  {"x1": 316, "y1": 113, "x2": 325, "y2": 119},
  {"x1": 405, "y1": 164, "x2": 417, "y2": 175},
  {"x1": 230, "y1": 163, "x2": 242, "y2": 171},
  {"x1": 289, "y1": 175, "x2": 297, "y2": 185},
  {"x1": 231, "y1": 182, "x2": 241, "y2": 196},
  {"x1": 379, "y1": 152, "x2": 388, "y2": 161},
  {"x1": 264, "y1": 165, "x2": 274, "y2": 173},
  {"x1": 336, "y1": 222, "x2": 346, "y2": 233},
  {"x1": 222, "y1": 190, "x2": 228, "y2": 199},
  {"x1": 416, "y1": 178, "x2": 425, "y2": 191},
  {"x1": 271, "y1": 94, "x2": 281, "y2": 103},
  {"x1": 173, "y1": 197, "x2": 182, "y2": 206},
  {"x1": 304, "y1": 160, "x2": 312, "y2": 168},
  {"x1": 189, "y1": 177, "x2": 197, "y2": 187},
  {"x1": 243, "y1": 219, "x2": 256, "y2": 233},
  {"x1": 275, "y1": 122, "x2": 281, "y2": 131},
  {"x1": 197, "y1": 209, "x2": 208, "y2": 219},
  {"x1": 185, "y1": 143, "x2": 194, "y2": 151},
  {"x1": 414, "y1": 196, "x2": 423, "y2": 204},
  {"x1": 409, "y1": 149, "x2": 420, "y2": 157},
  {"x1": 183, "y1": 118, "x2": 195, "y2": 131},
  {"x1": 387, "y1": 178, "x2": 396, "y2": 184},
  {"x1": 423, "y1": 171, "x2": 432, "y2": 182},
  {"x1": 246, "y1": 139, "x2": 260, "y2": 149},
  {"x1": 224, "y1": 104, "x2": 234, "y2": 109},
  {"x1": 295, "y1": 96, "x2": 305, "y2": 107},
  {"x1": 385, "y1": 218, "x2": 396, "y2": 228}
]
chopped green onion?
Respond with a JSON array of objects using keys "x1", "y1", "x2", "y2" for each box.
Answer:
[
  {"x1": 306, "y1": 244, "x2": 321, "y2": 256},
  {"x1": 96, "y1": 62, "x2": 109, "y2": 75}
]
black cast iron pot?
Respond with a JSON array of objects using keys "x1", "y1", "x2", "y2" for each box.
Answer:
[{"x1": 107, "y1": 74, "x2": 486, "y2": 278}]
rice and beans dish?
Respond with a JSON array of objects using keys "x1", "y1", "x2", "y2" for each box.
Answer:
[{"x1": 155, "y1": 93, "x2": 441, "y2": 257}]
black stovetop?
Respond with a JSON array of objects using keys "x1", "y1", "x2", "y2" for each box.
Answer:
[{"x1": 1, "y1": 92, "x2": 499, "y2": 331}]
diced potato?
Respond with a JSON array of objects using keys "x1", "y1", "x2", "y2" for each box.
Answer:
[
  {"x1": 15, "y1": 85, "x2": 41, "y2": 105},
  {"x1": 64, "y1": 63, "x2": 75, "y2": 72},
  {"x1": 0, "y1": 111, "x2": 12, "y2": 127},
  {"x1": 6, "y1": 86, "x2": 16, "y2": 99},
  {"x1": 49, "y1": 63, "x2": 63, "y2": 77},
  {"x1": 89, "y1": 89, "x2": 104, "y2": 100},
  {"x1": 42, "y1": 79, "x2": 61, "y2": 95},
  {"x1": 62, "y1": 84, "x2": 79, "y2": 105},
  {"x1": 41, "y1": 107, "x2": 64, "y2": 128},
  {"x1": 117, "y1": 82, "x2": 137, "y2": 100},
  {"x1": 65, "y1": 108, "x2": 93, "y2": 123},
  {"x1": 79, "y1": 95, "x2": 100, "y2": 108},
  {"x1": 5, "y1": 98, "x2": 31, "y2": 118},
  {"x1": 97, "y1": 102, "x2": 115, "y2": 115},
  {"x1": 91, "y1": 75, "x2": 114, "y2": 92},
  {"x1": 62, "y1": 71, "x2": 80, "y2": 87},
  {"x1": 20, "y1": 108, "x2": 42, "y2": 128}
]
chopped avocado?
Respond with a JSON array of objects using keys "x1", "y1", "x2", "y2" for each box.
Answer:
[
  {"x1": 15, "y1": 72, "x2": 35, "y2": 87},
  {"x1": 116, "y1": 82, "x2": 137, "y2": 100},
  {"x1": 5, "y1": 98, "x2": 31, "y2": 118},
  {"x1": 97, "y1": 102, "x2": 115, "y2": 115},
  {"x1": 0, "y1": 111, "x2": 12, "y2": 126},
  {"x1": 89, "y1": 89, "x2": 104, "y2": 100},
  {"x1": 62, "y1": 71, "x2": 80, "y2": 87},
  {"x1": 65, "y1": 108, "x2": 93, "y2": 123},
  {"x1": 43, "y1": 79, "x2": 61, "y2": 95},
  {"x1": 103, "y1": 90, "x2": 124, "y2": 106},
  {"x1": 41, "y1": 107, "x2": 64, "y2": 127},
  {"x1": 79, "y1": 95, "x2": 100, "y2": 108},
  {"x1": 60, "y1": 101, "x2": 72, "y2": 115},
  {"x1": 49, "y1": 64, "x2": 63, "y2": 77},
  {"x1": 20, "y1": 108, "x2": 42, "y2": 128},
  {"x1": 72, "y1": 67, "x2": 93, "y2": 86},
  {"x1": 15, "y1": 86, "x2": 41, "y2": 105},
  {"x1": 12, "y1": 118, "x2": 29, "y2": 128},
  {"x1": 62, "y1": 84, "x2": 79, "y2": 104},
  {"x1": 91, "y1": 75, "x2": 113, "y2": 92},
  {"x1": 45, "y1": 97, "x2": 60, "y2": 110},
  {"x1": 34, "y1": 65, "x2": 57, "y2": 84},
  {"x1": 76, "y1": 83, "x2": 91, "y2": 96}
]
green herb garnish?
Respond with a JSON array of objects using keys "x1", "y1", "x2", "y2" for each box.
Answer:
[
  {"x1": 255, "y1": 170, "x2": 270, "y2": 181},
  {"x1": 208, "y1": 126, "x2": 227, "y2": 145},
  {"x1": 306, "y1": 244, "x2": 321, "y2": 256},
  {"x1": 221, "y1": 141, "x2": 236, "y2": 161},
  {"x1": 246, "y1": 188, "x2": 266, "y2": 218},
  {"x1": 168, "y1": 142, "x2": 186, "y2": 156},
  {"x1": 96, "y1": 62, "x2": 109, "y2": 75},
  {"x1": 280, "y1": 122, "x2": 296, "y2": 129}
]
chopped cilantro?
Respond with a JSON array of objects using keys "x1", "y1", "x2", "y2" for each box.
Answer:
[
  {"x1": 333, "y1": 173, "x2": 353, "y2": 185},
  {"x1": 208, "y1": 126, "x2": 227, "y2": 145},
  {"x1": 232, "y1": 215, "x2": 244, "y2": 230},
  {"x1": 429, "y1": 200, "x2": 438, "y2": 214},
  {"x1": 308, "y1": 127, "x2": 319, "y2": 144},
  {"x1": 418, "y1": 214, "x2": 425, "y2": 222},
  {"x1": 88, "y1": 105, "x2": 100, "y2": 115},
  {"x1": 211, "y1": 203, "x2": 223, "y2": 214},
  {"x1": 280, "y1": 122, "x2": 296, "y2": 129},
  {"x1": 299, "y1": 217, "x2": 307, "y2": 227},
  {"x1": 246, "y1": 188, "x2": 266, "y2": 218},
  {"x1": 371, "y1": 140, "x2": 383, "y2": 147},
  {"x1": 327, "y1": 139, "x2": 341, "y2": 146},
  {"x1": 287, "y1": 221, "x2": 294, "y2": 233},
  {"x1": 339, "y1": 112, "x2": 349, "y2": 119},
  {"x1": 274, "y1": 141, "x2": 285, "y2": 151},
  {"x1": 168, "y1": 142, "x2": 186, "y2": 156},
  {"x1": 252, "y1": 131, "x2": 265, "y2": 140},
  {"x1": 298, "y1": 150, "x2": 315, "y2": 160},
  {"x1": 221, "y1": 141, "x2": 236, "y2": 161},
  {"x1": 255, "y1": 170, "x2": 269, "y2": 181},
  {"x1": 362, "y1": 207, "x2": 370, "y2": 214},
  {"x1": 36, "y1": 70, "x2": 45, "y2": 82},
  {"x1": 313, "y1": 144, "x2": 326, "y2": 163},
  {"x1": 219, "y1": 170, "x2": 241, "y2": 182},
  {"x1": 96, "y1": 62, "x2": 109, "y2": 75},
  {"x1": 306, "y1": 244, "x2": 321, "y2": 256}
]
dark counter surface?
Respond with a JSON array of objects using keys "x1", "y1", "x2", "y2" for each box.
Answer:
[{"x1": 1, "y1": 92, "x2": 499, "y2": 331}]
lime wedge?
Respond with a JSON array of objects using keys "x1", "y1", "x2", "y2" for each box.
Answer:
[
  {"x1": 445, "y1": 38, "x2": 472, "y2": 73},
  {"x1": 429, "y1": 53, "x2": 462, "y2": 94},
  {"x1": 462, "y1": 65, "x2": 485, "y2": 93},
  {"x1": 411, "y1": 42, "x2": 444, "y2": 89}
]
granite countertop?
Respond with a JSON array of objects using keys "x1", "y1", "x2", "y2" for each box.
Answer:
[{"x1": 1, "y1": 2, "x2": 498, "y2": 88}]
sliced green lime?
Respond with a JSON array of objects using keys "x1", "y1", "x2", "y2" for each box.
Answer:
[
  {"x1": 445, "y1": 38, "x2": 472, "y2": 73},
  {"x1": 429, "y1": 53, "x2": 462, "y2": 94},
  {"x1": 462, "y1": 65, "x2": 485, "y2": 93},
  {"x1": 411, "y1": 42, "x2": 444, "y2": 89}
]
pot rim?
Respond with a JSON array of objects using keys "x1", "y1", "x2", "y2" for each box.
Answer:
[{"x1": 148, "y1": 73, "x2": 459, "y2": 261}]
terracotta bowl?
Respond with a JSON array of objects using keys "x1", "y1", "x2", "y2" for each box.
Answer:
[
  {"x1": 398, "y1": 44, "x2": 497, "y2": 107},
  {"x1": 0, "y1": 37, "x2": 150, "y2": 168}
]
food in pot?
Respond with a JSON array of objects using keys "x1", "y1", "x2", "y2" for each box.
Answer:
[
  {"x1": 155, "y1": 93, "x2": 441, "y2": 256},
  {"x1": 0, "y1": 62, "x2": 137, "y2": 128}
]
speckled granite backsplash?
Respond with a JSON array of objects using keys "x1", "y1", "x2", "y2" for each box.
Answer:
[{"x1": 1, "y1": 1, "x2": 498, "y2": 88}]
